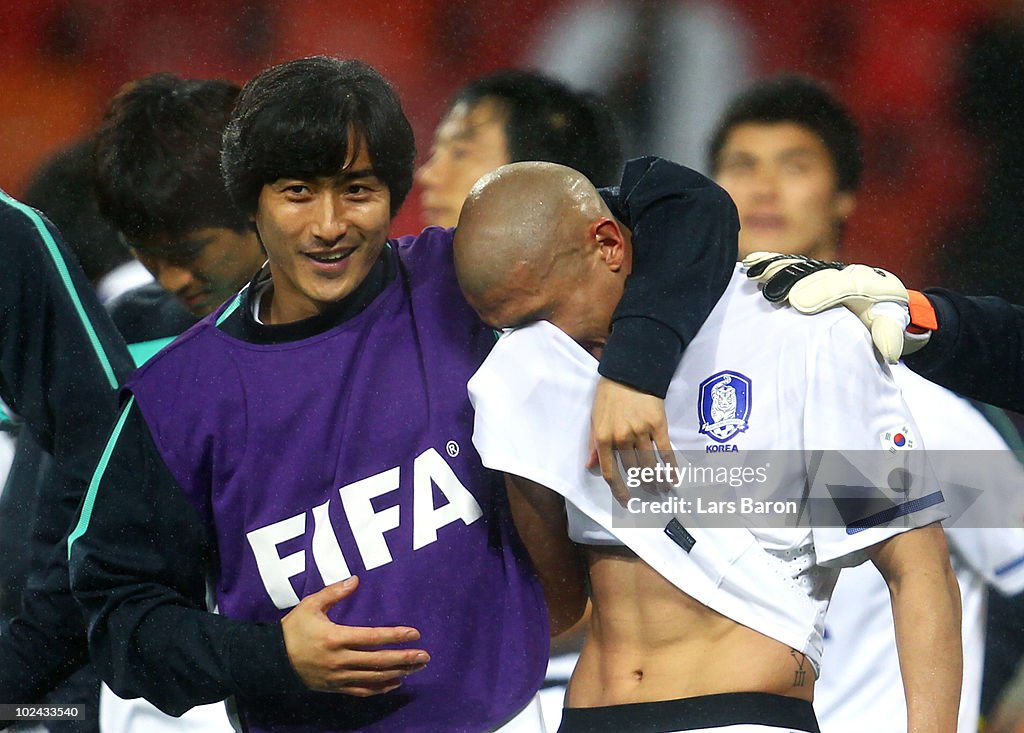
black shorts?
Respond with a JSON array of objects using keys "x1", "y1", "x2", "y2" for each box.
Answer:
[{"x1": 557, "y1": 692, "x2": 820, "y2": 732}]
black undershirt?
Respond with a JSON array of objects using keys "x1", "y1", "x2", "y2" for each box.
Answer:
[{"x1": 220, "y1": 244, "x2": 397, "y2": 344}]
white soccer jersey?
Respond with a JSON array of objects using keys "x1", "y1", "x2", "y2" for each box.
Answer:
[
  {"x1": 468, "y1": 267, "x2": 946, "y2": 673},
  {"x1": 815, "y1": 366, "x2": 1024, "y2": 733}
]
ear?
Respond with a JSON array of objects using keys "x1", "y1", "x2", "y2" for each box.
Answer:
[
  {"x1": 591, "y1": 217, "x2": 626, "y2": 272},
  {"x1": 833, "y1": 191, "x2": 856, "y2": 222}
]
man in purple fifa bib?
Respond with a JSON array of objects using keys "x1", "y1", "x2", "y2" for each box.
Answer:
[{"x1": 67, "y1": 57, "x2": 738, "y2": 732}]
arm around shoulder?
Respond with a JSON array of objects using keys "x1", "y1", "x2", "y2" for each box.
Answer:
[
  {"x1": 599, "y1": 157, "x2": 739, "y2": 397},
  {"x1": 905, "y1": 289, "x2": 1024, "y2": 412},
  {"x1": 591, "y1": 158, "x2": 739, "y2": 499}
]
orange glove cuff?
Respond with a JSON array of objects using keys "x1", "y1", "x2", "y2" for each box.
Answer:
[{"x1": 907, "y1": 290, "x2": 938, "y2": 333}]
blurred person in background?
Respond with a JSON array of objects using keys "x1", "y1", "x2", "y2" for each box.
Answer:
[
  {"x1": 23, "y1": 139, "x2": 151, "y2": 304},
  {"x1": 709, "y1": 73, "x2": 1024, "y2": 733},
  {"x1": 415, "y1": 68, "x2": 623, "y2": 229},
  {"x1": 526, "y1": 0, "x2": 752, "y2": 168},
  {"x1": 92, "y1": 73, "x2": 265, "y2": 366},
  {"x1": 707, "y1": 75, "x2": 859, "y2": 263}
]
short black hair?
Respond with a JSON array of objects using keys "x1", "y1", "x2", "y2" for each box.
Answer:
[
  {"x1": 450, "y1": 70, "x2": 623, "y2": 187},
  {"x1": 222, "y1": 57, "x2": 415, "y2": 218},
  {"x1": 708, "y1": 75, "x2": 863, "y2": 192},
  {"x1": 24, "y1": 138, "x2": 129, "y2": 284},
  {"x1": 92, "y1": 73, "x2": 245, "y2": 242}
]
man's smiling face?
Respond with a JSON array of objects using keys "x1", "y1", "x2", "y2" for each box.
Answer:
[{"x1": 253, "y1": 140, "x2": 392, "y2": 324}]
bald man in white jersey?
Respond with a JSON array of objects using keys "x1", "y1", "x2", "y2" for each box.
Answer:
[{"x1": 454, "y1": 162, "x2": 962, "y2": 733}]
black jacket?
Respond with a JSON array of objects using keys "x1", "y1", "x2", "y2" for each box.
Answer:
[
  {"x1": 906, "y1": 288, "x2": 1024, "y2": 413},
  {"x1": 0, "y1": 190, "x2": 134, "y2": 701}
]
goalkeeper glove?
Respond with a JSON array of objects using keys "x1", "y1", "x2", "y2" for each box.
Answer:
[{"x1": 742, "y1": 252, "x2": 935, "y2": 364}]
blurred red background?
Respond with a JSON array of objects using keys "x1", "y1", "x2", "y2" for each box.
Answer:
[{"x1": 0, "y1": 0, "x2": 1010, "y2": 287}]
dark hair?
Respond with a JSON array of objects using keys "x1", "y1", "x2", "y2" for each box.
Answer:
[
  {"x1": 708, "y1": 74, "x2": 863, "y2": 192},
  {"x1": 23, "y1": 138, "x2": 129, "y2": 283},
  {"x1": 92, "y1": 73, "x2": 245, "y2": 243},
  {"x1": 450, "y1": 70, "x2": 623, "y2": 187},
  {"x1": 222, "y1": 57, "x2": 415, "y2": 217}
]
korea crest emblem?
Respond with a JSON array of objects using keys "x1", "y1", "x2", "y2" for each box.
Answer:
[{"x1": 698, "y1": 370, "x2": 751, "y2": 443}]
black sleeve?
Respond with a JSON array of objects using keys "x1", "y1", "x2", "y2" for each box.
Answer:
[
  {"x1": 68, "y1": 399, "x2": 306, "y2": 716},
  {"x1": 106, "y1": 282, "x2": 197, "y2": 345},
  {"x1": 596, "y1": 157, "x2": 739, "y2": 397},
  {"x1": 0, "y1": 539, "x2": 89, "y2": 701},
  {"x1": 903, "y1": 288, "x2": 1024, "y2": 413},
  {"x1": 0, "y1": 194, "x2": 135, "y2": 701},
  {"x1": 0, "y1": 196, "x2": 134, "y2": 464}
]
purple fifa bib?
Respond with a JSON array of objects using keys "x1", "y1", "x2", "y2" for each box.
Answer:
[{"x1": 126, "y1": 227, "x2": 548, "y2": 732}]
